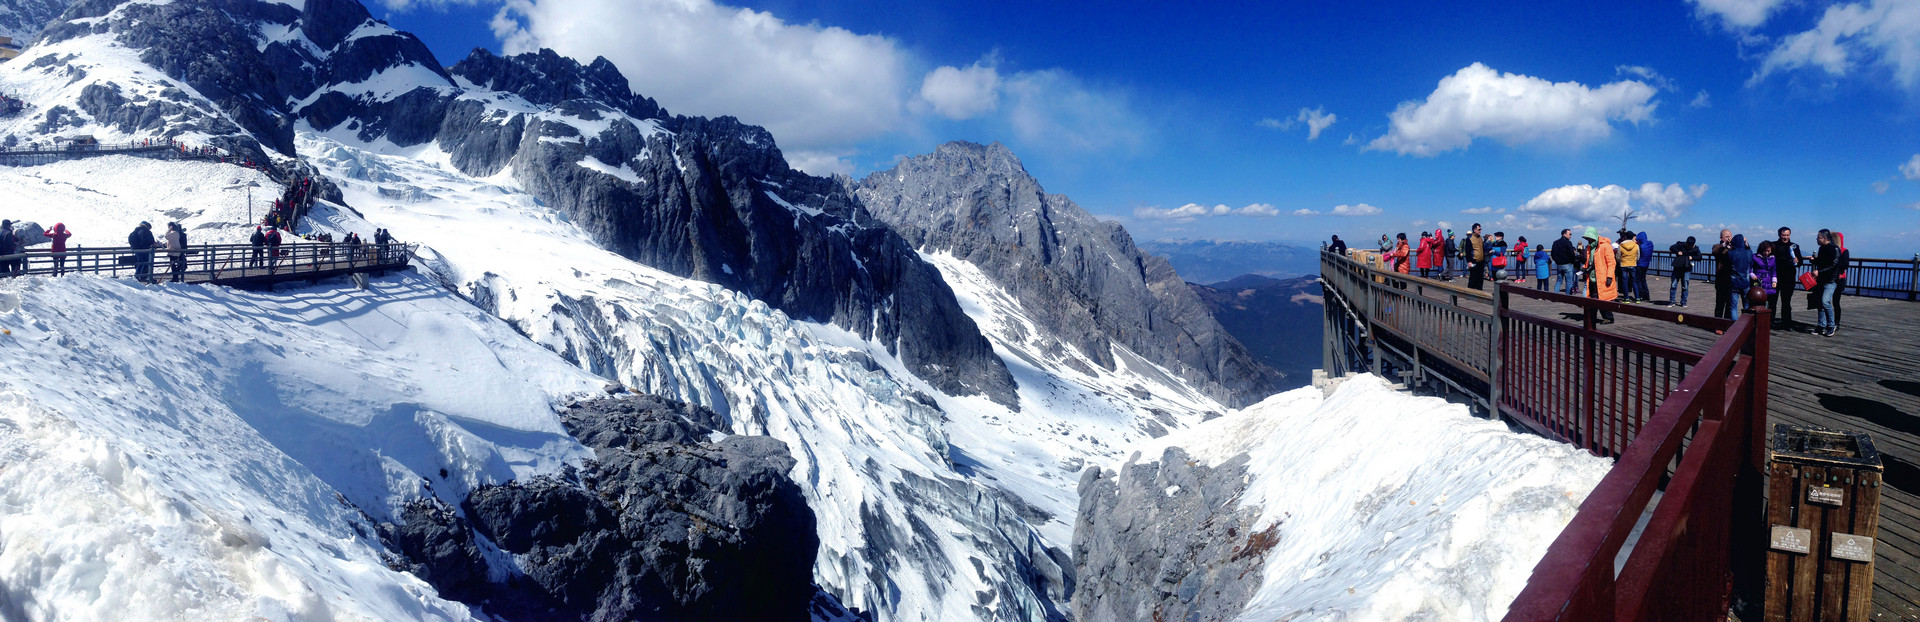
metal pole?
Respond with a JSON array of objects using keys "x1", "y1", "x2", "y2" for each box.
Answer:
[{"x1": 1909, "y1": 253, "x2": 1917, "y2": 302}]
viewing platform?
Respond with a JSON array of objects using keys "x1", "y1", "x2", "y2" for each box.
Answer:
[
  {"x1": 1319, "y1": 249, "x2": 1920, "y2": 620},
  {"x1": 0, "y1": 241, "x2": 416, "y2": 290}
]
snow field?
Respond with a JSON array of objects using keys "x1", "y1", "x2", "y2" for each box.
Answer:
[
  {"x1": 0, "y1": 157, "x2": 282, "y2": 249},
  {"x1": 0, "y1": 271, "x2": 606, "y2": 621},
  {"x1": 299, "y1": 134, "x2": 1061, "y2": 620},
  {"x1": 1130, "y1": 375, "x2": 1612, "y2": 621}
]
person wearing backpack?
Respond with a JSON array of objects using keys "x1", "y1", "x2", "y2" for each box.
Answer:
[
  {"x1": 128, "y1": 221, "x2": 156, "y2": 283},
  {"x1": 1667, "y1": 236, "x2": 1700, "y2": 307},
  {"x1": 1615, "y1": 230, "x2": 1640, "y2": 303}
]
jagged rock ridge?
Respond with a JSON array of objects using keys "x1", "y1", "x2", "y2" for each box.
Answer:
[
  {"x1": 380, "y1": 394, "x2": 823, "y2": 621},
  {"x1": 853, "y1": 141, "x2": 1282, "y2": 408}
]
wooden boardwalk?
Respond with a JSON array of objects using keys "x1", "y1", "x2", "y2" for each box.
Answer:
[{"x1": 1484, "y1": 278, "x2": 1920, "y2": 620}]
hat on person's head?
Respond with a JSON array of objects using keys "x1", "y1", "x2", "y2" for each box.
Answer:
[
  {"x1": 139, "y1": 221, "x2": 150, "y2": 228},
  {"x1": 1583, "y1": 226, "x2": 1598, "y2": 241}
]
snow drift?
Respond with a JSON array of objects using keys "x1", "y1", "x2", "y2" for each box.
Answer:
[{"x1": 1075, "y1": 375, "x2": 1613, "y2": 621}]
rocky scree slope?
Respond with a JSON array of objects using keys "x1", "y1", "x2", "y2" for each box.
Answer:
[
  {"x1": 382, "y1": 394, "x2": 821, "y2": 621},
  {"x1": 854, "y1": 141, "x2": 1281, "y2": 408}
]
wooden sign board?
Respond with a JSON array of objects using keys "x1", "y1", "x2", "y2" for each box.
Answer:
[
  {"x1": 1769, "y1": 525, "x2": 1812, "y2": 554},
  {"x1": 1807, "y1": 485, "x2": 1844, "y2": 506},
  {"x1": 1831, "y1": 534, "x2": 1875, "y2": 563}
]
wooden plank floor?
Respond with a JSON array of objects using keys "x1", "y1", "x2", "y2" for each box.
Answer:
[{"x1": 1487, "y1": 277, "x2": 1920, "y2": 620}]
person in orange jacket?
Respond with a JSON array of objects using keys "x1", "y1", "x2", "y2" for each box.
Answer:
[
  {"x1": 1583, "y1": 226, "x2": 1617, "y2": 323},
  {"x1": 1390, "y1": 233, "x2": 1412, "y2": 277}
]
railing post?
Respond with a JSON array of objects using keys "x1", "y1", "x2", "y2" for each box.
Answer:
[
  {"x1": 1583, "y1": 301, "x2": 1598, "y2": 453},
  {"x1": 1489, "y1": 279, "x2": 1504, "y2": 418},
  {"x1": 1909, "y1": 253, "x2": 1917, "y2": 302}
]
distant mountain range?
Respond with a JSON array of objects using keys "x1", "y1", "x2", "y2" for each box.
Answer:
[
  {"x1": 1138, "y1": 239, "x2": 1318, "y2": 285},
  {"x1": 1187, "y1": 274, "x2": 1324, "y2": 391}
]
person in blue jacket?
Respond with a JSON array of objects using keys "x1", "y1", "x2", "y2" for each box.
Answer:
[
  {"x1": 1727, "y1": 234, "x2": 1753, "y2": 317},
  {"x1": 1532, "y1": 244, "x2": 1551, "y2": 290},
  {"x1": 1634, "y1": 231, "x2": 1653, "y2": 302}
]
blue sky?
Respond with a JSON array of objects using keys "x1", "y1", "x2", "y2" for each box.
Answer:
[{"x1": 377, "y1": 0, "x2": 1920, "y2": 257}]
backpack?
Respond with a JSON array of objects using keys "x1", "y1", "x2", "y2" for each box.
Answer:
[{"x1": 1490, "y1": 243, "x2": 1507, "y2": 268}]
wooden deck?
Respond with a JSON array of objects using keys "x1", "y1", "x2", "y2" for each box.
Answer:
[{"x1": 1486, "y1": 278, "x2": 1920, "y2": 620}]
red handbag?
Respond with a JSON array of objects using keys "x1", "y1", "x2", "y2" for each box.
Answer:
[{"x1": 1798, "y1": 271, "x2": 1817, "y2": 290}]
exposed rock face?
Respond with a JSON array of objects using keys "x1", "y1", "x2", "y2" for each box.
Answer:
[
  {"x1": 41, "y1": 0, "x2": 452, "y2": 166},
  {"x1": 854, "y1": 141, "x2": 1282, "y2": 408},
  {"x1": 0, "y1": 0, "x2": 69, "y2": 42},
  {"x1": 439, "y1": 50, "x2": 1017, "y2": 407},
  {"x1": 1072, "y1": 448, "x2": 1269, "y2": 622},
  {"x1": 381, "y1": 394, "x2": 822, "y2": 621},
  {"x1": 1187, "y1": 275, "x2": 1324, "y2": 391}
]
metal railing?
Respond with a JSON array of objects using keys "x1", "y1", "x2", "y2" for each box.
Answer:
[{"x1": 0, "y1": 241, "x2": 415, "y2": 285}]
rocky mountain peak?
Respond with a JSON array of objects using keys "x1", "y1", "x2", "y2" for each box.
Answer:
[
  {"x1": 856, "y1": 140, "x2": 1282, "y2": 408},
  {"x1": 450, "y1": 47, "x2": 664, "y2": 121}
]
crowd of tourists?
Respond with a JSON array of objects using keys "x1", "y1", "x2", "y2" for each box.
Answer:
[
  {"x1": 0, "y1": 218, "x2": 400, "y2": 284},
  {"x1": 1330, "y1": 223, "x2": 1855, "y2": 337}
]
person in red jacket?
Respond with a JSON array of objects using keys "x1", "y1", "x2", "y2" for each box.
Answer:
[
  {"x1": 1415, "y1": 231, "x2": 1437, "y2": 278},
  {"x1": 45, "y1": 223, "x2": 72, "y2": 275}
]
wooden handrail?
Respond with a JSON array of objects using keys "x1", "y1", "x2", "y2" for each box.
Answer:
[
  {"x1": 1322, "y1": 246, "x2": 1772, "y2": 620},
  {"x1": 0, "y1": 241, "x2": 415, "y2": 286}
]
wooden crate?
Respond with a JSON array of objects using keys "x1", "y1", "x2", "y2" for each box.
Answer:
[{"x1": 1764, "y1": 424, "x2": 1884, "y2": 621}]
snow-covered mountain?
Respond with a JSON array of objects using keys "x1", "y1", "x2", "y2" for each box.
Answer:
[
  {"x1": 854, "y1": 142, "x2": 1282, "y2": 407},
  {"x1": 0, "y1": 0, "x2": 1607, "y2": 618}
]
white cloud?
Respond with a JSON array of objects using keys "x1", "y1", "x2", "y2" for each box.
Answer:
[
  {"x1": 1292, "y1": 208, "x2": 1320, "y2": 216},
  {"x1": 1517, "y1": 182, "x2": 1708, "y2": 223},
  {"x1": 1331, "y1": 203, "x2": 1383, "y2": 217},
  {"x1": 1411, "y1": 219, "x2": 1430, "y2": 227},
  {"x1": 783, "y1": 149, "x2": 855, "y2": 177},
  {"x1": 1460, "y1": 206, "x2": 1503, "y2": 215},
  {"x1": 1297, "y1": 107, "x2": 1337, "y2": 141},
  {"x1": 1438, "y1": 220, "x2": 1452, "y2": 230},
  {"x1": 1907, "y1": 201, "x2": 1920, "y2": 210},
  {"x1": 1903, "y1": 153, "x2": 1920, "y2": 179},
  {"x1": 491, "y1": 0, "x2": 911, "y2": 152},
  {"x1": 1133, "y1": 203, "x2": 1277, "y2": 222},
  {"x1": 1616, "y1": 65, "x2": 1678, "y2": 92},
  {"x1": 1257, "y1": 118, "x2": 1291, "y2": 130},
  {"x1": 1366, "y1": 63, "x2": 1659, "y2": 156},
  {"x1": 1239, "y1": 203, "x2": 1280, "y2": 217},
  {"x1": 1003, "y1": 70, "x2": 1146, "y2": 154},
  {"x1": 1875, "y1": 180, "x2": 1892, "y2": 193},
  {"x1": 1688, "y1": 0, "x2": 1790, "y2": 29},
  {"x1": 1754, "y1": 0, "x2": 1920, "y2": 89},
  {"x1": 917, "y1": 62, "x2": 1001, "y2": 120},
  {"x1": 1690, "y1": 90, "x2": 1713, "y2": 108}
]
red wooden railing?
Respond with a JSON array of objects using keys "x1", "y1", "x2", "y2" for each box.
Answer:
[
  {"x1": 1503, "y1": 306, "x2": 1769, "y2": 621},
  {"x1": 1497, "y1": 286, "x2": 1734, "y2": 458},
  {"x1": 1320, "y1": 249, "x2": 1771, "y2": 620}
]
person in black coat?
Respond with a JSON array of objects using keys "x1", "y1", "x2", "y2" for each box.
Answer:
[
  {"x1": 128, "y1": 221, "x2": 156, "y2": 283},
  {"x1": 1771, "y1": 227, "x2": 1806, "y2": 327},
  {"x1": 1551, "y1": 229, "x2": 1578, "y2": 295},
  {"x1": 249, "y1": 226, "x2": 266, "y2": 268},
  {"x1": 1327, "y1": 235, "x2": 1347, "y2": 256}
]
